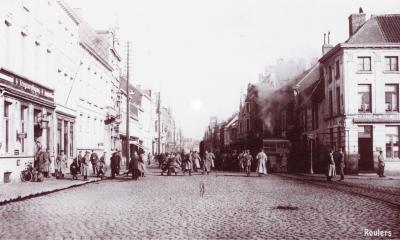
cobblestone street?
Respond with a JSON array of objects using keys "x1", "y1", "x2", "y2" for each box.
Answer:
[{"x1": 0, "y1": 168, "x2": 399, "y2": 240}]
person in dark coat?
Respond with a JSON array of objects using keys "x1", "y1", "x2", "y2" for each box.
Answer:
[
  {"x1": 378, "y1": 151, "x2": 385, "y2": 177},
  {"x1": 90, "y1": 150, "x2": 99, "y2": 176},
  {"x1": 130, "y1": 151, "x2": 140, "y2": 180},
  {"x1": 110, "y1": 151, "x2": 121, "y2": 179},
  {"x1": 337, "y1": 148, "x2": 345, "y2": 181},
  {"x1": 70, "y1": 158, "x2": 79, "y2": 180}
]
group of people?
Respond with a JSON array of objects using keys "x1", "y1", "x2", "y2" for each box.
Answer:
[
  {"x1": 156, "y1": 150, "x2": 214, "y2": 176},
  {"x1": 69, "y1": 150, "x2": 107, "y2": 180},
  {"x1": 237, "y1": 149, "x2": 268, "y2": 177},
  {"x1": 326, "y1": 148, "x2": 386, "y2": 181},
  {"x1": 128, "y1": 151, "x2": 150, "y2": 180}
]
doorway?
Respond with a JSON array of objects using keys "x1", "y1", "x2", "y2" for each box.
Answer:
[{"x1": 358, "y1": 126, "x2": 373, "y2": 171}]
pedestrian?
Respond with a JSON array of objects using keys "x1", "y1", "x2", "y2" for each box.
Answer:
[
  {"x1": 56, "y1": 150, "x2": 67, "y2": 179},
  {"x1": 244, "y1": 150, "x2": 253, "y2": 177},
  {"x1": 131, "y1": 151, "x2": 140, "y2": 180},
  {"x1": 378, "y1": 151, "x2": 386, "y2": 177},
  {"x1": 41, "y1": 148, "x2": 51, "y2": 178},
  {"x1": 77, "y1": 150, "x2": 83, "y2": 174},
  {"x1": 98, "y1": 152, "x2": 107, "y2": 178},
  {"x1": 193, "y1": 151, "x2": 201, "y2": 172},
  {"x1": 82, "y1": 151, "x2": 90, "y2": 180},
  {"x1": 147, "y1": 152, "x2": 152, "y2": 165},
  {"x1": 337, "y1": 148, "x2": 345, "y2": 181},
  {"x1": 70, "y1": 158, "x2": 79, "y2": 180},
  {"x1": 209, "y1": 151, "x2": 216, "y2": 169},
  {"x1": 238, "y1": 151, "x2": 245, "y2": 172},
  {"x1": 90, "y1": 150, "x2": 99, "y2": 176},
  {"x1": 110, "y1": 151, "x2": 121, "y2": 179},
  {"x1": 139, "y1": 151, "x2": 147, "y2": 177},
  {"x1": 182, "y1": 152, "x2": 193, "y2": 176},
  {"x1": 256, "y1": 148, "x2": 268, "y2": 176},
  {"x1": 327, "y1": 149, "x2": 336, "y2": 181},
  {"x1": 202, "y1": 150, "x2": 213, "y2": 175}
]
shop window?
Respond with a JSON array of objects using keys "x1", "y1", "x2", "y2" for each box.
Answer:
[
  {"x1": 358, "y1": 84, "x2": 371, "y2": 112},
  {"x1": 20, "y1": 106, "x2": 28, "y2": 152},
  {"x1": 385, "y1": 84, "x2": 398, "y2": 112},
  {"x1": 385, "y1": 126, "x2": 399, "y2": 159},
  {"x1": 70, "y1": 123, "x2": 74, "y2": 157},
  {"x1": 358, "y1": 57, "x2": 371, "y2": 71},
  {"x1": 385, "y1": 56, "x2": 399, "y2": 71},
  {"x1": 4, "y1": 102, "x2": 11, "y2": 153}
]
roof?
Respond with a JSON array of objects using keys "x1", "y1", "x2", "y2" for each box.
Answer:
[
  {"x1": 225, "y1": 114, "x2": 239, "y2": 128},
  {"x1": 346, "y1": 14, "x2": 400, "y2": 44}
]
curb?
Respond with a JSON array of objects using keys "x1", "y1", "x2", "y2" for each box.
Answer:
[{"x1": 0, "y1": 179, "x2": 101, "y2": 206}]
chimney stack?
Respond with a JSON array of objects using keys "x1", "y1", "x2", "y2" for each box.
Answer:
[
  {"x1": 322, "y1": 32, "x2": 333, "y2": 55},
  {"x1": 348, "y1": 8, "x2": 366, "y2": 37}
]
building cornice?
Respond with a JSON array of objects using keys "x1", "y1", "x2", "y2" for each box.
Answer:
[{"x1": 319, "y1": 43, "x2": 400, "y2": 63}]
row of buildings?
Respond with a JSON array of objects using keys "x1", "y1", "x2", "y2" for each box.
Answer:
[
  {"x1": 203, "y1": 9, "x2": 400, "y2": 175},
  {"x1": 0, "y1": 0, "x2": 184, "y2": 184}
]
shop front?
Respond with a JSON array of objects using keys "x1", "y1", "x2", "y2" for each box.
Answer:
[{"x1": 0, "y1": 68, "x2": 55, "y2": 183}]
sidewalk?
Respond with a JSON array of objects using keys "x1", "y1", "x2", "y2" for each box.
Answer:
[
  {"x1": 0, "y1": 175, "x2": 101, "y2": 205},
  {"x1": 277, "y1": 173, "x2": 400, "y2": 197}
]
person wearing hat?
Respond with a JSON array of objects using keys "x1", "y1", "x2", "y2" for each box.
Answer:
[
  {"x1": 56, "y1": 150, "x2": 67, "y2": 179},
  {"x1": 90, "y1": 150, "x2": 99, "y2": 176},
  {"x1": 82, "y1": 151, "x2": 90, "y2": 180},
  {"x1": 98, "y1": 152, "x2": 107, "y2": 178}
]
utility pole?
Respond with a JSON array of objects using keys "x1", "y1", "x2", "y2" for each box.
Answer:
[
  {"x1": 157, "y1": 92, "x2": 161, "y2": 154},
  {"x1": 125, "y1": 41, "x2": 130, "y2": 169}
]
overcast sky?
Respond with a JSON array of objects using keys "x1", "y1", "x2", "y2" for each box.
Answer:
[{"x1": 68, "y1": 0, "x2": 400, "y2": 140}]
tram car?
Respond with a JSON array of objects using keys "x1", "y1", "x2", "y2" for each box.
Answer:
[{"x1": 262, "y1": 139, "x2": 290, "y2": 173}]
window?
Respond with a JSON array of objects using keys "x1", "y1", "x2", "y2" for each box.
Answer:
[
  {"x1": 69, "y1": 123, "x2": 74, "y2": 157},
  {"x1": 386, "y1": 126, "x2": 399, "y2": 159},
  {"x1": 335, "y1": 60, "x2": 340, "y2": 78},
  {"x1": 336, "y1": 87, "x2": 341, "y2": 115},
  {"x1": 312, "y1": 103, "x2": 318, "y2": 130},
  {"x1": 385, "y1": 84, "x2": 398, "y2": 112},
  {"x1": 155, "y1": 120, "x2": 158, "y2": 132},
  {"x1": 385, "y1": 56, "x2": 399, "y2": 71},
  {"x1": 246, "y1": 118, "x2": 250, "y2": 132},
  {"x1": 20, "y1": 106, "x2": 28, "y2": 152},
  {"x1": 4, "y1": 102, "x2": 11, "y2": 152},
  {"x1": 329, "y1": 90, "x2": 333, "y2": 116},
  {"x1": 246, "y1": 102, "x2": 250, "y2": 113},
  {"x1": 358, "y1": 57, "x2": 371, "y2": 71},
  {"x1": 358, "y1": 84, "x2": 371, "y2": 112},
  {"x1": 328, "y1": 65, "x2": 333, "y2": 83}
]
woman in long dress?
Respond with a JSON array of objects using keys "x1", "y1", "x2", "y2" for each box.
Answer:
[
  {"x1": 256, "y1": 149, "x2": 268, "y2": 176},
  {"x1": 203, "y1": 151, "x2": 212, "y2": 175},
  {"x1": 327, "y1": 149, "x2": 336, "y2": 181}
]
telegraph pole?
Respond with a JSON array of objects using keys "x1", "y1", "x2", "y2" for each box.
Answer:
[
  {"x1": 125, "y1": 41, "x2": 130, "y2": 169},
  {"x1": 157, "y1": 92, "x2": 161, "y2": 154}
]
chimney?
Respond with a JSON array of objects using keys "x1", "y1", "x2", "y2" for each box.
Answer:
[
  {"x1": 348, "y1": 8, "x2": 366, "y2": 37},
  {"x1": 322, "y1": 32, "x2": 333, "y2": 55}
]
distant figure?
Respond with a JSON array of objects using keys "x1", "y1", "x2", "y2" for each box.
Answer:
[
  {"x1": 110, "y1": 151, "x2": 121, "y2": 179},
  {"x1": 202, "y1": 151, "x2": 213, "y2": 175},
  {"x1": 327, "y1": 149, "x2": 336, "y2": 181},
  {"x1": 378, "y1": 151, "x2": 385, "y2": 177},
  {"x1": 238, "y1": 151, "x2": 245, "y2": 172},
  {"x1": 337, "y1": 148, "x2": 345, "y2": 181},
  {"x1": 90, "y1": 150, "x2": 99, "y2": 176},
  {"x1": 82, "y1": 151, "x2": 90, "y2": 180},
  {"x1": 256, "y1": 149, "x2": 268, "y2": 176},
  {"x1": 130, "y1": 151, "x2": 140, "y2": 180},
  {"x1": 40, "y1": 148, "x2": 51, "y2": 178},
  {"x1": 77, "y1": 150, "x2": 83, "y2": 174},
  {"x1": 98, "y1": 152, "x2": 107, "y2": 178},
  {"x1": 193, "y1": 151, "x2": 201, "y2": 172},
  {"x1": 56, "y1": 150, "x2": 67, "y2": 179},
  {"x1": 70, "y1": 158, "x2": 79, "y2": 180},
  {"x1": 244, "y1": 150, "x2": 253, "y2": 177}
]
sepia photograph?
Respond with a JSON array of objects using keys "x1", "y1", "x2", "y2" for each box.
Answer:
[{"x1": 0, "y1": 0, "x2": 400, "y2": 239}]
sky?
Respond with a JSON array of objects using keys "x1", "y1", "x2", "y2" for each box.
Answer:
[{"x1": 68, "y1": 0, "x2": 400, "y2": 140}]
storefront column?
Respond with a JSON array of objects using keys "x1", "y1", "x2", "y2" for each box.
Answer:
[
  {"x1": 0, "y1": 94, "x2": 3, "y2": 155},
  {"x1": 60, "y1": 119, "x2": 64, "y2": 152},
  {"x1": 41, "y1": 108, "x2": 48, "y2": 150},
  {"x1": 27, "y1": 104, "x2": 34, "y2": 156}
]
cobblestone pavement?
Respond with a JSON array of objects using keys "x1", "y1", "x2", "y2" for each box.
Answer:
[{"x1": 0, "y1": 169, "x2": 399, "y2": 240}]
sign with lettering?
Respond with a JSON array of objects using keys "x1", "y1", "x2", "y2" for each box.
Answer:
[{"x1": 0, "y1": 68, "x2": 54, "y2": 101}]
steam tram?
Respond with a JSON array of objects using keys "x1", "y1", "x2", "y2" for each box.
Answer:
[{"x1": 262, "y1": 139, "x2": 290, "y2": 173}]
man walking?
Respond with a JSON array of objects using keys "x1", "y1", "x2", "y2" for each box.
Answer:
[
  {"x1": 90, "y1": 150, "x2": 99, "y2": 176},
  {"x1": 110, "y1": 151, "x2": 121, "y2": 179},
  {"x1": 244, "y1": 150, "x2": 253, "y2": 177},
  {"x1": 378, "y1": 151, "x2": 386, "y2": 177},
  {"x1": 337, "y1": 148, "x2": 345, "y2": 181},
  {"x1": 82, "y1": 151, "x2": 90, "y2": 180},
  {"x1": 56, "y1": 150, "x2": 67, "y2": 179},
  {"x1": 256, "y1": 148, "x2": 268, "y2": 176}
]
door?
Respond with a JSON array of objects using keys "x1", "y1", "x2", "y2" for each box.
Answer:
[{"x1": 358, "y1": 138, "x2": 373, "y2": 171}]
